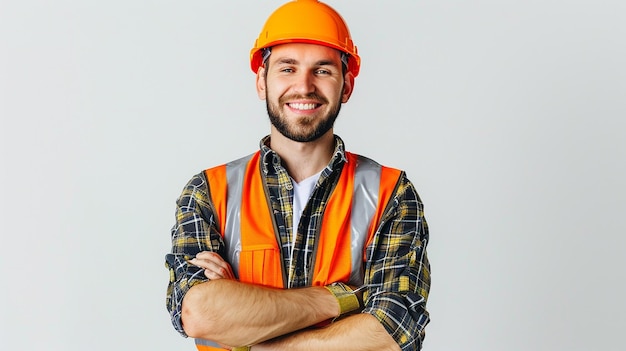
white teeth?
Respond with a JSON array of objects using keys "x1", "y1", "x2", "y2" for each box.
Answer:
[{"x1": 289, "y1": 103, "x2": 316, "y2": 110}]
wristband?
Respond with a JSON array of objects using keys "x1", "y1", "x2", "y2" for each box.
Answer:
[
  {"x1": 324, "y1": 282, "x2": 360, "y2": 316},
  {"x1": 232, "y1": 347, "x2": 251, "y2": 351}
]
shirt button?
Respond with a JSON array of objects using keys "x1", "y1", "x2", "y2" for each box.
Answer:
[{"x1": 296, "y1": 268, "x2": 303, "y2": 276}]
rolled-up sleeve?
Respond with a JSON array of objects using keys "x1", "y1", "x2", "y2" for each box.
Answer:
[
  {"x1": 165, "y1": 173, "x2": 224, "y2": 336},
  {"x1": 362, "y1": 173, "x2": 431, "y2": 351}
]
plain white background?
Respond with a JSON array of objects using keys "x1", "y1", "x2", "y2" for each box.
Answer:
[{"x1": 1, "y1": 1, "x2": 625, "y2": 350}]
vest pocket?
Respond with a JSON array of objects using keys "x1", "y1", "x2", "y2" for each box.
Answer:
[{"x1": 238, "y1": 244, "x2": 282, "y2": 287}]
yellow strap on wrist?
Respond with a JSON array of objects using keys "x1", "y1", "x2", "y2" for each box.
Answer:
[
  {"x1": 232, "y1": 346, "x2": 251, "y2": 351},
  {"x1": 324, "y1": 282, "x2": 360, "y2": 316}
]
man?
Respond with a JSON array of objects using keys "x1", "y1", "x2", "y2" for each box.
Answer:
[{"x1": 165, "y1": 1, "x2": 430, "y2": 350}]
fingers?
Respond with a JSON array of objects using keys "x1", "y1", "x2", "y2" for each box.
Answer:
[{"x1": 189, "y1": 251, "x2": 236, "y2": 280}]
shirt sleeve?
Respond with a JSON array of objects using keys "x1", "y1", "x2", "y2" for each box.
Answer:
[
  {"x1": 361, "y1": 172, "x2": 431, "y2": 351},
  {"x1": 165, "y1": 172, "x2": 225, "y2": 337}
]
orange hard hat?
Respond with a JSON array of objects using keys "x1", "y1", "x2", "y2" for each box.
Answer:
[{"x1": 250, "y1": 0, "x2": 360, "y2": 77}]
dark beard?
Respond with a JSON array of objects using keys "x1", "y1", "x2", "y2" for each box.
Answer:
[{"x1": 266, "y1": 94, "x2": 341, "y2": 143}]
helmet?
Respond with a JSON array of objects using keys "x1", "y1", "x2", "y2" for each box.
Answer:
[{"x1": 250, "y1": 0, "x2": 360, "y2": 77}]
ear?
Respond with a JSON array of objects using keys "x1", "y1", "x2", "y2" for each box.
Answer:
[
  {"x1": 256, "y1": 67, "x2": 267, "y2": 100},
  {"x1": 341, "y1": 72, "x2": 355, "y2": 103}
]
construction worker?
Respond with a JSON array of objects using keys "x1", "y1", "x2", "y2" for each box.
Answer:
[{"x1": 165, "y1": 1, "x2": 430, "y2": 350}]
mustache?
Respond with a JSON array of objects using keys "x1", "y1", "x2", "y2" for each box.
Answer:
[{"x1": 279, "y1": 93, "x2": 328, "y2": 105}]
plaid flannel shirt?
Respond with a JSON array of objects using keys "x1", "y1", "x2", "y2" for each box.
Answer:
[{"x1": 165, "y1": 135, "x2": 431, "y2": 350}]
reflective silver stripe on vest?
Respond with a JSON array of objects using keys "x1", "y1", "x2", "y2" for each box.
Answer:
[
  {"x1": 223, "y1": 153, "x2": 254, "y2": 279},
  {"x1": 195, "y1": 337, "x2": 222, "y2": 348},
  {"x1": 221, "y1": 153, "x2": 382, "y2": 286},
  {"x1": 349, "y1": 155, "x2": 381, "y2": 286}
]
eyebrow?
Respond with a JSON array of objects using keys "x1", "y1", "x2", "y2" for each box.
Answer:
[{"x1": 274, "y1": 58, "x2": 340, "y2": 67}]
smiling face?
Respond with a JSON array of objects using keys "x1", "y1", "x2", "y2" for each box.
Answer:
[{"x1": 256, "y1": 43, "x2": 354, "y2": 143}]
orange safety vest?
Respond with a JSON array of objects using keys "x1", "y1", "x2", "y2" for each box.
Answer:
[{"x1": 195, "y1": 151, "x2": 401, "y2": 350}]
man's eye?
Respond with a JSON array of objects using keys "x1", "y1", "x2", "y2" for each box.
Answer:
[
  {"x1": 316, "y1": 69, "x2": 331, "y2": 75},
  {"x1": 280, "y1": 68, "x2": 294, "y2": 73}
]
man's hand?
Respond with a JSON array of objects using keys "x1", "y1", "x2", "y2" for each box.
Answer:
[{"x1": 189, "y1": 251, "x2": 236, "y2": 280}]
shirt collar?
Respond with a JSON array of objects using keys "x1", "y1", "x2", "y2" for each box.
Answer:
[{"x1": 258, "y1": 135, "x2": 348, "y2": 176}]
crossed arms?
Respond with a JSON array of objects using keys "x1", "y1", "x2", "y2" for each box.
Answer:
[{"x1": 182, "y1": 253, "x2": 399, "y2": 350}]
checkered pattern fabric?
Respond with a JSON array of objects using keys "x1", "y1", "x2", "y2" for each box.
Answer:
[{"x1": 165, "y1": 135, "x2": 430, "y2": 350}]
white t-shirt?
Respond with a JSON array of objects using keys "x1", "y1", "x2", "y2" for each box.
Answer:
[{"x1": 291, "y1": 171, "x2": 322, "y2": 242}]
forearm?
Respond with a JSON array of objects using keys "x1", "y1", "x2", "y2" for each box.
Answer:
[
  {"x1": 181, "y1": 279, "x2": 339, "y2": 346},
  {"x1": 253, "y1": 313, "x2": 400, "y2": 351}
]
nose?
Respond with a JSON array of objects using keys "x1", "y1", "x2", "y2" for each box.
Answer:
[{"x1": 292, "y1": 71, "x2": 315, "y2": 96}]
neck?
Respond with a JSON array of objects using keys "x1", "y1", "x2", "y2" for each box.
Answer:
[{"x1": 268, "y1": 130, "x2": 335, "y2": 183}]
